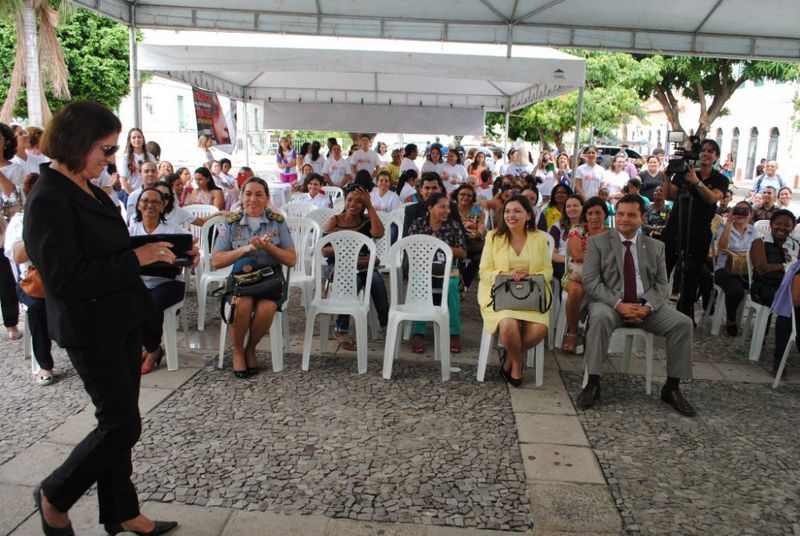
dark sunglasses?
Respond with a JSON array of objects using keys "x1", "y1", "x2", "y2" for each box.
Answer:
[{"x1": 100, "y1": 144, "x2": 120, "y2": 157}]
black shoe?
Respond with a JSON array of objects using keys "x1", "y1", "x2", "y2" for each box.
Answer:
[
  {"x1": 660, "y1": 386, "x2": 697, "y2": 417},
  {"x1": 233, "y1": 369, "x2": 249, "y2": 379},
  {"x1": 33, "y1": 485, "x2": 75, "y2": 536},
  {"x1": 104, "y1": 520, "x2": 178, "y2": 536},
  {"x1": 576, "y1": 383, "x2": 601, "y2": 409},
  {"x1": 725, "y1": 324, "x2": 738, "y2": 337},
  {"x1": 246, "y1": 367, "x2": 260, "y2": 377}
]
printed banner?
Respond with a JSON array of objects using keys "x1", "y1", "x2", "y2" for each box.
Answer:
[{"x1": 192, "y1": 87, "x2": 232, "y2": 148}]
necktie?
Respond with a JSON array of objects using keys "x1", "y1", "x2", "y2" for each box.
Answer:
[{"x1": 623, "y1": 240, "x2": 637, "y2": 303}]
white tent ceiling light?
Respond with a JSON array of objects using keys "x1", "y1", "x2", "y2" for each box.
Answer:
[
  {"x1": 137, "y1": 42, "x2": 586, "y2": 134},
  {"x1": 73, "y1": 0, "x2": 800, "y2": 62}
]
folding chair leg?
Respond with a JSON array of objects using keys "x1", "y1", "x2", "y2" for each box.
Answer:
[
  {"x1": 355, "y1": 314, "x2": 369, "y2": 375},
  {"x1": 476, "y1": 330, "x2": 493, "y2": 382},
  {"x1": 301, "y1": 309, "x2": 317, "y2": 371},
  {"x1": 773, "y1": 335, "x2": 793, "y2": 388},
  {"x1": 439, "y1": 322, "x2": 450, "y2": 382},
  {"x1": 218, "y1": 320, "x2": 229, "y2": 369},
  {"x1": 621, "y1": 334, "x2": 634, "y2": 373},
  {"x1": 270, "y1": 312, "x2": 284, "y2": 372},
  {"x1": 644, "y1": 334, "x2": 654, "y2": 395},
  {"x1": 382, "y1": 318, "x2": 400, "y2": 379}
]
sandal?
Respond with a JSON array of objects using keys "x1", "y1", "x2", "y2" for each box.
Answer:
[
  {"x1": 36, "y1": 374, "x2": 53, "y2": 386},
  {"x1": 450, "y1": 336, "x2": 461, "y2": 354},
  {"x1": 411, "y1": 335, "x2": 425, "y2": 354},
  {"x1": 333, "y1": 331, "x2": 357, "y2": 351},
  {"x1": 561, "y1": 333, "x2": 579, "y2": 354}
]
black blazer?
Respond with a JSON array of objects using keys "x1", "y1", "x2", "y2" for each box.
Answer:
[{"x1": 23, "y1": 164, "x2": 152, "y2": 349}]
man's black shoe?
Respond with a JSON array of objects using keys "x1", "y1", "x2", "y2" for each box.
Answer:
[
  {"x1": 576, "y1": 383, "x2": 600, "y2": 409},
  {"x1": 660, "y1": 386, "x2": 697, "y2": 417}
]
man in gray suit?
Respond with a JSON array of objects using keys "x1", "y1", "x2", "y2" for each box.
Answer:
[{"x1": 578, "y1": 194, "x2": 696, "y2": 417}]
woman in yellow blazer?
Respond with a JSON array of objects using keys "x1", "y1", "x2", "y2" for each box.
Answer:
[{"x1": 478, "y1": 195, "x2": 552, "y2": 386}]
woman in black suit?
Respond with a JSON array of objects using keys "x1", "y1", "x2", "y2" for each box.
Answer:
[{"x1": 23, "y1": 101, "x2": 179, "y2": 536}]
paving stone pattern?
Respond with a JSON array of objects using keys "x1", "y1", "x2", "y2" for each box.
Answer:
[
  {"x1": 561, "y1": 372, "x2": 800, "y2": 536},
  {"x1": 132, "y1": 355, "x2": 533, "y2": 532}
]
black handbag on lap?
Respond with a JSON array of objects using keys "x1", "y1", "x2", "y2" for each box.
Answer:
[{"x1": 213, "y1": 258, "x2": 286, "y2": 324}]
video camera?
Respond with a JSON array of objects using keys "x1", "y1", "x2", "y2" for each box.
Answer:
[{"x1": 665, "y1": 131, "x2": 702, "y2": 186}]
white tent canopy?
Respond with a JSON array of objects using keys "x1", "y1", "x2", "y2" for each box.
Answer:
[
  {"x1": 138, "y1": 40, "x2": 586, "y2": 134},
  {"x1": 73, "y1": 0, "x2": 800, "y2": 62}
]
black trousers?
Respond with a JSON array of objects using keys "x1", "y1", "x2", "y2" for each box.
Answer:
[
  {"x1": 714, "y1": 269, "x2": 749, "y2": 321},
  {"x1": 663, "y1": 233, "x2": 711, "y2": 319},
  {"x1": 142, "y1": 281, "x2": 185, "y2": 352},
  {"x1": 460, "y1": 250, "x2": 482, "y2": 289},
  {"x1": 0, "y1": 251, "x2": 19, "y2": 327},
  {"x1": 16, "y1": 283, "x2": 53, "y2": 370},
  {"x1": 42, "y1": 329, "x2": 143, "y2": 524}
]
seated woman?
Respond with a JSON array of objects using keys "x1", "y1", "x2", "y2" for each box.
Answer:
[
  {"x1": 322, "y1": 184, "x2": 389, "y2": 350},
  {"x1": 549, "y1": 194, "x2": 584, "y2": 282},
  {"x1": 212, "y1": 178, "x2": 297, "y2": 378},
  {"x1": 187, "y1": 166, "x2": 225, "y2": 210},
  {"x1": 296, "y1": 173, "x2": 332, "y2": 209},
  {"x1": 561, "y1": 197, "x2": 610, "y2": 353},
  {"x1": 154, "y1": 179, "x2": 216, "y2": 228},
  {"x1": 128, "y1": 187, "x2": 199, "y2": 374},
  {"x1": 395, "y1": 169, "x2": 418, "y2": 202},
  {"x1": 714, "y1": 201, "x2": 758, "y2": 336},
  {"x1": 371, "y1": 170, "x2": 402, "y2": 213},
  {"x1": 408, "y1": 192, "x2": 467, "y2": 354},
  {"x1": 642, "y1": 185, "x2": 671, "y2": 237},
  {"x1": 749, "y1": 209, "x2": 799, "y2": 308},
  {"x1": 5, "y1": 172, "x2": 55, "y2": 384},
  {"x1": 453, "y1": 184, "x2": 486, "y2": 291},
  {"x1": 537, "y1": 183, "x2": 572, "y2": 231},
  {"x1": 478, "y1": 195, "x2": 552, "y2": 386}
]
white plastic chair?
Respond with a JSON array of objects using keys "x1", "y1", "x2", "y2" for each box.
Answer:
[
  {"x1": 743, "y1": 248, "x2": 773, "y2": 361},
  {"x1": 580, "y1": 327, "x2": 655, "y2": 394},
  {"x1": 332, "y1": 197, "x2": 345, "y2": 212},
  {"x1": 772, "y1": 305, "x2": 795, "y2": 388},
  {"x1": 476, "y1": 330, "x2": 545, "y2": 386},
  {"x1": 792, "y1": 223, "x2": 800, "y2": 242},
  {"x1": 183, "y1": 204, "x2": 219, "y2": 222},
  {"x1": 217, "y1": 265, "x2": 290, "y2": 373},
  {"x1": 754, "y1": 219, "x2": 771, "y2": 239},
  {"x1": 302, "y1": 231, "x2": 376, "y2": 374},
  {"x1": 285, "y1": 217, "x2": 321, "y2": 312},
  {"x1": 281, "y1": 201, "x2": 317, "y2": 218},
  {"x1": 322, "y1": 186, "x2": 344, "y2": 205},
  {"x1": 196, "y1": 215, "x2": 232, "y2": 331},
  {"x1": 548, "y1": 278, "x2": 561, "y2": 349},
  {"x1": 374, "y1": 211, "x2": 396, "y2": 273},
  {"x1": 22, "y1": 306, "x2": 38, "y2": 374},
  {"x1": 382, "y1": 235, "x2": 453, "y2": 381},
  {"x1": 306, "y1": 207, "x2": 338, "y2": 230}
]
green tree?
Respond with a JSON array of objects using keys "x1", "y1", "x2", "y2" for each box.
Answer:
[
  {"x1": 646, "y1": 56, "x2": 799, "y2": 139},
  {"x1": 0, "y1": 7, "x2": 130, "y2": 122},
  {"x1": 487, "y1": 51, "x2": 663, "y2": 152}
]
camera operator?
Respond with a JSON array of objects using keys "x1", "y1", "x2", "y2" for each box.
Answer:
[{"x1": 661, "y1": 139, "x2": 729, "y2": 321}]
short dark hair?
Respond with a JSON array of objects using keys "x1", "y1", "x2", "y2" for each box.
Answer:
[
  {"x1": 616, "y1": 193, "x2": 646, "y2": 215},
  {"x1": 420, "y1": 171, "x2": 444, "y2": 191},
  {"x1": 581, "y1": 196, "x2": 610, "y2": 221},
  {"x1": 495, "y1": 195, "x2": 537, "y2": 242},
  {"x1": 453, "y1": 184, "x2": 476, "y2": 203},
  {"x1": 303, "y1": 172, "x2": 325, "y2": 192},
  {"x1": 134, "y1": 187, "x2": 167, "y2": 223},
  {"x1": 242, "y1": 176, "x2": 270, "y2": 196},
  {"x1": 153, "y1": 180, "x2": 176, "y2": 214},
  {"x1": 41, "y1": 101, "x2": 122, "y2": 173},
  {"x1": 0, "y1": 123, "x2": 17, "y2": 160},
  {"x1": 219, "y1": 158, "x2": 231, "y2": 168},
  {"x1": 193, "y1": 166, "x2": 221, "y2": 191},
  {"x1": 425, "y1": 191, "x2": 449, "y2": 210},
  {"x1": 771, "y1": 209, "x2": 796, "y2": 226},
  {"x1": 353, "y1": 169, "x2": 374, "y2": 192},
  {"x1": 701, "y1": 139, "x2": 720, "y2": 157},
  {"x1": 145, "y1": 141, "x2": 161, "y2": 161},
  {"x1": 627, "y1": 178, "x2": 642, "y2": 189}
]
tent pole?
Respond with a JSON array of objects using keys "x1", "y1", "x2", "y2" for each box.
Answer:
[
  {"x1": 571, "y1": 85, "x2": 585, "y2": 178},
  {"x1": 503, "y1": 106, "x2": 510, "y2": 152},
  {"x1": 129, "y1": 4, "x2": 141, "y2": 127},
  {"x1": 243, "y1": 100, "x2": 251, "y2": 167}
]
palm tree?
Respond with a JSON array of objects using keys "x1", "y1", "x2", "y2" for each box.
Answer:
[{"x1": 0, "y1": 0, "x2": 71, "y2": 125}]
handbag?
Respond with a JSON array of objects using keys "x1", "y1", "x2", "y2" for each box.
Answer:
[
  {"x1": 213, "y1": 261, "x2": 285, "y2": 324},
  {"x1": 567, "y1": 262, "x2": 584, "y2": 282},
  {"x1": 488, "y1": 273, "x2": 552, "y2": 313},
  {"x1": 20, "y1": 266, "x2": 45, "y2": 298},
  {"x1": 724, "y1": 253, "x2": 747, "y2": 277}
]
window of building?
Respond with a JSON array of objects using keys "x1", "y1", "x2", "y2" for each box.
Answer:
[
  {"x1": 767, "y1": 127, "x2": 780, "y2": 161},
  {"x1": 715, "y1": 128, "x2": 723, "y2": 150},
  {"x1": 177, "y1": 95, "x2": 185, "y2": 130},
  {"x1": 746, "y1": 127, "x2": 759, "y2": 181},
  {"x1": 730, "y1": 127, "x2": 740, "y2": 167}
]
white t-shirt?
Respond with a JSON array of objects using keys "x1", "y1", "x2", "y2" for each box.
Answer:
[
  {"x1": 4, "y1": 211, "x2": 27, "y2": 281},
  {"x1": 604, "y1": 170, "x2": 629, "y2": 195},
  {"x1": 493, "y1": 158, "x2": 507, "y2": 177},
  {"x1": 349, "y1": 149, "x2": 381, "y2": 175},
  {"x1": 323, "y1": 157, "x2": 351, "y2": 186},
  {"x1": 370, "y1": 189, "x2": 402, "y2": 213},
  {"x1": 165, "y1": 205, "x2": 197, "y2": 227},
  {"x1": 10, "y1": 153, "x2": 47, "y2": 176},
  {"x1": 574, "y1": 163, "x2": 605, "y2": 199},
  {"x1": 421, "y1": 160, "x2": 446, "y2": 176},
  {"x1": 506, "y1": 163, "x2": 530, "y2": 177},
  {"x1": 399, "y1": 183, "x2": 416, "y2": 202},
  {"x1": 119, "y1": 152, "x2": 157, "y2": 190},
  {"x1": 440, "y1": 163, "x2": 468, "y2": 192},
  {"x1": 378, "y1": 152, "x2": 393, "y2": 165},
  {"x1": 90, "y1": 168, "x2": 121, "y2": 207},
  {"x1": 296, "y1": 192, "x2": 331, "y2": 208},
  {"x1": 128, "y1": 220, "x2": 190, "y2": 289},
  {"x1": 0, "y1": 163, "x2": 25, "y2": 188},
  {"x1": 400, "y1": 157, "x2": 419, "y2": 176},
  {"x1": 304, "y1": 154, "x2": 327, "y2": 175},
  {"x1": 126, "y1": 188, "x2": 144, "y2": 221},
  {"x1": 535, "y1": 169, "x2": 557, "y2": 197},
  {"x1": 476, "y1": 185, "x2": 493, "y2": 201}
]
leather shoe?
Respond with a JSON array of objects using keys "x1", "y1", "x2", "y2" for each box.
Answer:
[
  {"x1": 576, "y1": 383, "x2": 601, "y2": 409},
  {"x1": 660, "y1": 386, "x2": 697, "y2": 417},
  {"x1": 32, "y1": 485, "x2": 75, "y2": 536},
  {"x1": 104, "y1": 520, "x2": 178, "y2": 536}
]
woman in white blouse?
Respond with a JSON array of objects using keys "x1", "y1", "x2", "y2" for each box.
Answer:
[
  {"x1": 421, "y1": 146, "x2": 446, "y2": 176},
  {"x1": 297, "y1": 173, "x2": 332, "y2": 208},
  {"x1": 370, "y1": 170, "x2": 401, "y2": 213},
  {"x1": 603, "y1": 154, "x2": 629, "y2": 199},
  {"x1": 303, "y1": 141, "x2": 327, "y2": 175},
  {"x1": 119, "y1": 128, "x2": 157, "y2": 193}
]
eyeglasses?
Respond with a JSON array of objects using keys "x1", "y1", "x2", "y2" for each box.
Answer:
[
  {"x1": 139, "y1": 199, "x2": 163, "y2": 206},
  {"x1": 100, "y1": 144, "x2": 120, "y2": 157}
]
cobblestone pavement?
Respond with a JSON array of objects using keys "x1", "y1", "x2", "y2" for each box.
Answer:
[
  {"x1": 561, "y1": 372, "x2": 800, "y2": 536},
  {"x1": 133, "y1": 355, "x2": 532, "y2": 532}
]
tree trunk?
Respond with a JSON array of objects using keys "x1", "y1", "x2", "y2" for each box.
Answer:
[
  {"x1": 551, "y1": 131, "x2": 566, "y2": 154},
  {"x1": 23, "y1": 0, "x2": 44, "y2": 126},
  {"x1": 652, "y1": 82, "x2": 685, "y2": 137},
  {"x1": 536, "y1": 128, "x2": 550, "y2": 150}
]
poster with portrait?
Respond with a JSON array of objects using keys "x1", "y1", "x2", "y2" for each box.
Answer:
[{"x1": 192, "y1": 87, "x2": 236, "y2": 153}]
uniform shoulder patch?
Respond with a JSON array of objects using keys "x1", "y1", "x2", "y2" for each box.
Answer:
[
  {"x1": 226, "y1": 212, "x2": 244, "y2": 224},
  {"x1": 267, "y1": 211, "x2": 284, "y2": 223}
]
